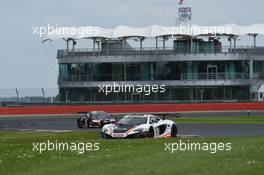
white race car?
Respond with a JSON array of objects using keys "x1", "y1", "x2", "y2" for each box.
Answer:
[{"x1": 101, "y1": 114, "x2": 177, "y2": 139}]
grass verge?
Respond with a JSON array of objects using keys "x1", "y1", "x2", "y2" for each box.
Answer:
[{"x1": 0, "y1": 132, "x2": 263, "y2": 175}]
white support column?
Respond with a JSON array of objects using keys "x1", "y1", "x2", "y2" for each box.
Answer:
[
  {"x1": 250, "y1": 60, "x2": 254, "y2": 79},
  {"x1": 228, "y1": 37, "x2": 232, "y2": 52},
  {"x1": 163, "y1": 37, "x2": 166, "y2": 51},
  {"x1": 190, "y1": 36, "x2": 193, "y2": 53},
  {"x1": 72, "y1": 40, "x2": 76, "y2": 51},
  {"x1": 93, "y1": 38, "x2": 96, "y2": 54},
  {"x1": 140, "y1": 37, "x2": 144, "y2": 51},
  {"x1": 122, "y1": 38, "x2": 127, "y2": 50},
  {"x1": 66, "y1": 39, "x2": 69, "y2": 51},
  {"x1": 97, "y1": 41, "x2": 100, "y2": 52},
  {"x1": 248, "y1": 34, "x2": 258, "y2": 48},
  {"x1": 155, "y1": 37, "x2": 158, "y2": 52},
  {"x1": 106, "y1": 40, "x2": 109, "y2": 55},
  {"x1": 233, "y1": 37, "x2": 237, "y2": 54},
  {"x1": 253, "y1": 34, "x2": 257, "y2": 48}
]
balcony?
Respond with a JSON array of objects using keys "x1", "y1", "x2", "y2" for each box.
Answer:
[
  {"x1": 181, "y1": 73, "x2": 249, "y2": 80},
  {"x1": 57, "y1": 46, "x2": 261, "y2": 59},
  {"x1": 58, "y1": 72, "x2": 249, "y2": 83}
]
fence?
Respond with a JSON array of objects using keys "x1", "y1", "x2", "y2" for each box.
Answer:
[
  {"x1": 0, "y1": 88, "x2": 58, "y2": 104},
  {"x1": 0, "y1": 87, "x2": 259, "y2": 106},
  {"x1": 57, "y1": 45, "x2": 263, "y2": 58}
]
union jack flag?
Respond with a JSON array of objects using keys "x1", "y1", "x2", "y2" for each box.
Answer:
[{"x1": 179, "y1": 0, "x2": 184, "y2": 5}]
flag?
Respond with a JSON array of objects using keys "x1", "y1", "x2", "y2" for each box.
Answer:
[{"x1": 179, "y1": 0, "x2": 184, "y2": 5}]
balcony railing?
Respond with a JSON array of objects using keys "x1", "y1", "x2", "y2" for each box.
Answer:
[
  {"x1": 57, "y1": 45, "x2": 262, "y2": 58},
  {"x1": 58, "y1": 72, "x2": 250, "y2": 82},
  {"x1": 253, "y1": 73, "x2": 264, "y2": 79},
  {"x1": 181, "y1": 73, "x2": 249, "y2": 80}
]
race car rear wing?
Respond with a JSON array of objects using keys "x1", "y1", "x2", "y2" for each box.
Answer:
[
  {"x1": 107, "y1": 112, "x2": 180, "y2": 120},
  {"x1": 77, "y1": 112, "x2": 89, "y2": 114}
]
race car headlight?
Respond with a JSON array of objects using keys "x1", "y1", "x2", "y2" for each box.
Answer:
[{"x1": 134, "y1": 128, "x2": 148, "y2": 132}]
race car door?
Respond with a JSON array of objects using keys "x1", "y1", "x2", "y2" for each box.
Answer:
[{"x1": 149, "y1": 116, "x2": 163, "y2": 137}]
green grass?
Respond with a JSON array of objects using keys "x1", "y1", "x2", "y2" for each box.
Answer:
[
  {"x1": 175, "y1": 116, "x2": 264, "y2": 124},
  {"x1": 0, "y1": 132, "x2": 263, "y2": 175}
]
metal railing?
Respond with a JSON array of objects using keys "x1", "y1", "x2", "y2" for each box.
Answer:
[
  {"x1": 0, "y1": 88, "x2": 59, "y2": 104},
  {"x1": 0, "y1": 85, "x2": 260, "y2": 105},
  {"x1": 253, "y1": 73, "x2": 264, "y2": 79},
  {"x1": 58, "y1": 72, "x2": 250, "y2": 82},
  {"x1": 181, "y1": 73, "x2": 249, "y2": 80},
  {"x1": 57, "y1": 45, "x2": 263, "y2": 58}
]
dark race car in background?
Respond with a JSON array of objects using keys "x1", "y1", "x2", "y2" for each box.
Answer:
[{"x1": 77, "y1": 111, "x2": 116, "y2": 128}]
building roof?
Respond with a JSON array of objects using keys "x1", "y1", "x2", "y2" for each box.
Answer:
[{"x1": 43, "y1": 23, "x2": 264, "y2": 41}]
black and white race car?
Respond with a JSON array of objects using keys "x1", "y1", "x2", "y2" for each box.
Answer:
[
  {"x1": 101, "y1": 114, "x2": 177, "y2": 139},
  {"x1": 77, "y1": 111, "x2": 116, "y2": 128}
]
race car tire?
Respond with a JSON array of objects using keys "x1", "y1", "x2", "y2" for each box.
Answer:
[
  {"x1": 148, "y1": 127, "x2": 155, "y2": 138},
  {"x1": 101, "y1": 133, "x2": 111, "y2": 139},
  {"x1": 86, "y1": 123, "x2": 90, "y2": 128},
  {"x1": 77, "y1": 118, "x2": 83, "y2": 128},
  {"x1": 171, "y1": 124, "x2": 177, "y2": 137},
  {"x1": 100, "y1": 121, "x2": 106, "y2": 128}
]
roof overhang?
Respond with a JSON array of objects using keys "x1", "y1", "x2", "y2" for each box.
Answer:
[{"x1": 42, "y1": 23, "x2": 264, "y2": 42}]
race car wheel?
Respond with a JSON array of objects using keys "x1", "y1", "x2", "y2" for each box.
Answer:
[
  {"x1": 171, "y1": 124, "x2": 178, "y2": 138},
  {"x1": 77, "y1": 118, "x2": 83, "y2": 128},
  {"x1": 148, "y1": 127, "x2": 155, "y2": 138},
  {"x1": 100, "y1": 121, "x2": 106, "y2": 128},
  {"x1": 101, "y1": 133, "x2": 111, "y2": 139}
]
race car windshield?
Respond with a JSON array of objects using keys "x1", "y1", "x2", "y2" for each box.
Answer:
[
  {"x1": 96, "y1": 115, "x2": 111, "y2": 120},
  {"x1": 118, "y1": 116, "x2": 147, "y2": 125}
]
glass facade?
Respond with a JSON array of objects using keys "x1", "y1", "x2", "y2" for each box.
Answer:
[
  {"x1": 59, "y1": 60, "x2": 251, "y2": 82},
  {"x1": 56, "y1": 37, "x2": 264, "y2": 103},
  {"x1": 254, "y1": 61, "x2": 264, "y2": 79},
  {"x1": 59, "y1": 86, "x2": 250, "y2": 102}
]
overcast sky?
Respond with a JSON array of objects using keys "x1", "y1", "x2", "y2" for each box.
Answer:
[{"x1": 0, "y1": 0, "x2": 263, "y2": 89}]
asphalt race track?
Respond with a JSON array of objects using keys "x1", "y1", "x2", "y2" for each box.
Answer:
[{"x1": 1, "y1": 111, "x2": 264, "y2": 136}]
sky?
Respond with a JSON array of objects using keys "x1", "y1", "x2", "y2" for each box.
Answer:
[{"x1": 0, "y1": 0, "x2": 263, "y2": 89}]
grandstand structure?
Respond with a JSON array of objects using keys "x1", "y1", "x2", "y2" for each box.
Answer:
[{"x1": 44, "y1": 2, "x2": 264, "y2": 103}]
